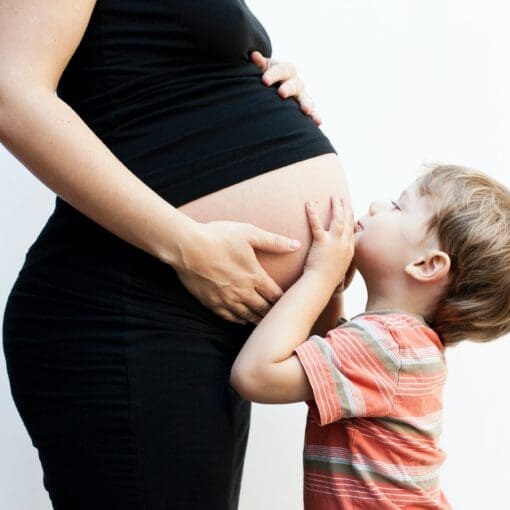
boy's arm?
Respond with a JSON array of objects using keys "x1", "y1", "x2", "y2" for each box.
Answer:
[
  {"x1": 230, "y1": 197, "x2": 354, "y2": 405},
  {"x1": 310, "y1": 261, "x2": 355, "y2": 336},
  {"x1": 230, "y1": 271, "x2": 336, "y2": 404}
]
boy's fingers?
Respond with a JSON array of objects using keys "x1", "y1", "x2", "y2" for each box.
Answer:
[
  {"x1": 305, "y1": 201, "x2": 324, "y2": 238},
  {"x1": 330, "y1": 196, "x2": 346, "y2": 235},
  {"x1": 344, "y1": 202, "x2": 355, "y2": 242},
  {"x1": 331, "y1": 197, "x2": 355, "y2": 238},
  {"x1": 343, "y1": 199, "x2": 355, "y2": 232}
]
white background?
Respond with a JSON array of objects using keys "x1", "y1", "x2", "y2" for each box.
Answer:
[{"x1": 1, "y1": 1, "x2": 509, "y2": 509}]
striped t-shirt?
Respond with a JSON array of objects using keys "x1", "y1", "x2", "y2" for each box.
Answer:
[{"x1": 294, "y1": 310, "x2": 451, "y2": 509}]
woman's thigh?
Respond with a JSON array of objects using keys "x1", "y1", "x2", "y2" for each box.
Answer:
[
  {"x1": 3, "y1": 255, "x2": 253, "y2": 510},
  {"x1": 123, "y1": 264, "x2": 253, "y2": 509}
]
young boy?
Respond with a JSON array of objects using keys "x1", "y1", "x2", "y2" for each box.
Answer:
[{"x1": 230, "y1": 164, "x2": 510, "y2": 509}]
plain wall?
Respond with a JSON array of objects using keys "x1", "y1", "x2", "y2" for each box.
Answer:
[{"x1": 1, "y1": 1, "x2": 509, "y2": 508}]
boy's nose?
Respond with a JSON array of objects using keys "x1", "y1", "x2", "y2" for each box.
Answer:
[{"x1": 369, "y1": 201, "x2": 385, "y2": 215}]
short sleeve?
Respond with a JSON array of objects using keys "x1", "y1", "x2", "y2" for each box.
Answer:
[{"x1": 294, "y1": 322, "x2": 401, "y2": 426}]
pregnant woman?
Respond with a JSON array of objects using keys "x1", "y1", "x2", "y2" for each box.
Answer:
[{"x1": 1, "y1": 1, "x2": 350, "y2": 509}]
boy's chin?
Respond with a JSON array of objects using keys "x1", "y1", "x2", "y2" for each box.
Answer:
[
  {"x1": 352, "y1": 252, "x2": 379, "y2": 283},
  {"x1": 351, "y1": 252, "x2": 365, "y2": 277}
]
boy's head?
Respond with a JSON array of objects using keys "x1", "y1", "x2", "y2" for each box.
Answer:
[{"x1": 353, "y1": 164, "x2": 510, "y2": 346}]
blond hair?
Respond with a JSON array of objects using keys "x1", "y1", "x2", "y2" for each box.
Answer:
[{"x1": 418, "y1": 164, "x2": 510, "y2": 345}]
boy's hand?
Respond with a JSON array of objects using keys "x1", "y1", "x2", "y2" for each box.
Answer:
[{"x1": 303, "y1": 197, "x2": 355, "y2": 291}]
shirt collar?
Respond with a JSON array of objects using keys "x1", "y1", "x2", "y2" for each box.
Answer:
[{"x1": 350, "y1": 309, "x2": 429, "y2": 327}]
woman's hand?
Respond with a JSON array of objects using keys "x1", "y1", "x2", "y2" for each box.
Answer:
[
  {"x1": 173, "y1": 220, "x2": 302, "y2": 325},
  {"x1": 251, "y1": 51, "x2": 322, "y2": 126},
  {"x1": 303, "y1": 197, "x2": 355, "y2": 292}
]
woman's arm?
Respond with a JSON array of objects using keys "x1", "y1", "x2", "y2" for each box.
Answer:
[
  {"x1": 0, "y1": 0, "x2": 302, "y2": 325},
  {"x1": 0, "y1": 1, "x2": 198, "y2": 265},
  {"x1": 0, "y1": 79, "x2": 199, "y2": 269}
]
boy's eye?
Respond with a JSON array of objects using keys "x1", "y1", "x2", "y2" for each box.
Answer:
[{"x1": 391, "y1": 200, "x2": 401, "y2": 211}]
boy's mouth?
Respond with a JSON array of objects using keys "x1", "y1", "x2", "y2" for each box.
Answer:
[{"x1": 354, "y1": 220, "x2": 364, "y2": 233}]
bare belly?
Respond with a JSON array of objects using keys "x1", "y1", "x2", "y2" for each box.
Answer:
[{"x1": 177, "y1": 153, "x2": 350, "y2": 291}]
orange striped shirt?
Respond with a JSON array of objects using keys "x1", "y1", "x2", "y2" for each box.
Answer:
[{"x1": 294, "y1": 310, "x2": 451, "y2": 509}]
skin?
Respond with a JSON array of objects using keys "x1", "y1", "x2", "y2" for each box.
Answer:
[
  {"x1": 230, "y1": 179, "x2": 451, "y2": 404},
  {"x1": 0, "y1": 0, "x2": 335, "y2": 326}
]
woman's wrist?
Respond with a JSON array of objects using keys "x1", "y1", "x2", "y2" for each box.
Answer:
[{"x1": 153, "y1": 210, "x2": 203, "y2": 269}]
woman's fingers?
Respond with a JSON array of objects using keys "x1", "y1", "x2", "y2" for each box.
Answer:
[
  {"x1": 251, "y1": 50, "x2": 271, "y2": 72},
  {"x1": 229, "y1": 302, "x2": 263, "y2": 325},
  {"x1": 310, "y1": 110, "x2": 323, "y2": 126},
  {"x1": 176, "y1": 219, "x2": 298, "y2": 325},
  {"x1": 298, "y1": 94, "x2": 322, "y2": 126},
  {"x1": 254, "y1": 272, "x2": 284, "y2": 306},
  {"x1": 232, "y1": 284, "x2": 281, "y2": 323},
  {"x1": 216, "y1": 306, "x2": 247, "y2": 324},
  {"x1": 280, "y1": 83, "x2": 322, "y2": 125},
  {"x1": 201, "y1": 278, "x2": 277, "y2": 325},
  {"x1": 263, "y1": 62, "x2": 296, "y2": 86},
  {"x1": 277, "y1": 77, "x2": 304, "y2": 98},
  {"x1": 227, "y1": 283, "x2": 276, "y2": 324},
  {"x1": 295, "y1": 92, "x2": 314, "y2": 114},
  {"x1": 216, "y1": 270, "x2": 283, "y2": 324},
  {"x1": 251, "y1": 52, "x2": 322, "y2": 125},
  {"x1": 248, "y1": 225, "x2": 301, "y2": 253}
]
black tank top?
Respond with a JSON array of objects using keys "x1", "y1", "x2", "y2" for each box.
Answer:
[{"x1": 56, "y1": 0, "x2": 336, "y2": 207}]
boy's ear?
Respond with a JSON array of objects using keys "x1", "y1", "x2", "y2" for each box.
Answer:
[{"x1": 405, "y1": 250, "x2": 451, "y2": 283}]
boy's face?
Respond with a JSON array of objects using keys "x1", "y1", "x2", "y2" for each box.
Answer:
[{"x1": 353, "y1": 179, "x2": 437, "y2": 280}]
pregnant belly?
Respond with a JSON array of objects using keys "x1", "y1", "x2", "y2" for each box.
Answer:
[{"x1": 177, "y1": 153, "x2": 350, "y2": 291}]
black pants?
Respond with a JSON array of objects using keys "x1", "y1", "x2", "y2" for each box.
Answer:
[{"x1": 3, "y1": 218, "x2": 255, "y2": 510}]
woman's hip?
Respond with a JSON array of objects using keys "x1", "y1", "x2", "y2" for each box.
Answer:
[
  {"x1": 3, "y1": 249, "x2": 254, "y2": 398},
  {"x1": 3, "y1": 256, "x2": 253, "y2": 508}
]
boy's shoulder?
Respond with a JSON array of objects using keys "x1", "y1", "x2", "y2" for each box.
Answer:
[{"x1": 336, "y1": 310, "x2": 444, "y2": 353}]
